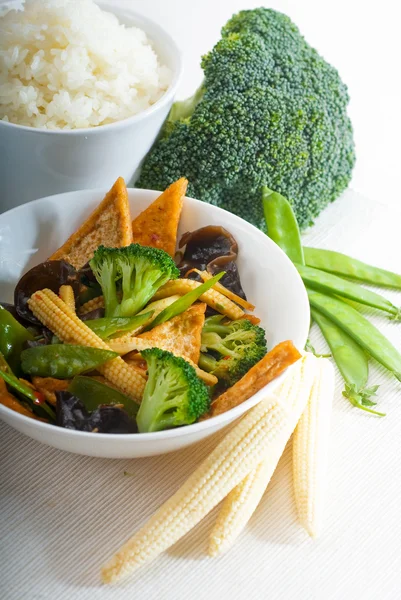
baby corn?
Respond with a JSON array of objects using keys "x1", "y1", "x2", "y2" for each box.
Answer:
[
  {"x1": 209, "y1": 354, "x2": 317, "y2": 556},
  {"x1": 78, "y1": 295, "x2": 104, "y2": 315},
  {"x1": 152, "y1": 278, "x2": 244, "y2": 320},
  {"x1": 192, "y1": 269, "x2": 255, "y2": 311},
  {"x1": 137, "y1": 295, "x2": 181, "y2": 319},
  {"x1": 101, "y1": 377, "x2": 310, "y2": 584},
  {"x1": 59, "y1": 285, "x2": 75, "y2": 313},
  {"x1": 293, "y1": 357, "x2": 334, "y2": 538},
  {"x1": 209, "y1": 461, "x2": 271, "y2": 557},
  {"x1": 28, "y1": 289, "x2": 145, "y2": 401}
]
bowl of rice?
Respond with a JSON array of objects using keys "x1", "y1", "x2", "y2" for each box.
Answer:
[{"x1": 0, "y1": 0, "x2": 182, "y2": 211}]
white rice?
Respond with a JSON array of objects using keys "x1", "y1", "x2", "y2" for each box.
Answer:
[{"x1": 0, "y1": 0, "x2": 172, "y2": 129}]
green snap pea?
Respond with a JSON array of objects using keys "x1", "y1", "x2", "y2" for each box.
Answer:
[
  {"x1": 145, "y1": 272, "x2": 224, "y2": 331},
  {"x1": 0, "y1": 305, "x2": 34, "y2": 374},
  {"x1": 202, "y1": 315, "x2": 230, "y2": 336},
  {"x1": 68, "y1": 376, "x2": 138, "y2": 419},
  {"x1": 0, "y1": 369, "x2": 37, "y2": 403},
  {"x1": 0, "y1": 365, "x2": 55, "y2": 420},
  {"x1": 297, "y1": 263, "x2": 401, "y2": 319},
  {"x1": 21, "y1": 345, "x2": 118, "y2": 379},
  {"x1": 198, "y1": 353, "x2": 218, "y2": 373},
  {"x1": 307, "y1": 290, "x2": 401, "y2": 381},
  {"x1": 311, "y1": 309, "x2": 384, "y2": 416},
  {"x1": 262, "y1": 186, "x2": 304, "y2": 264},
  {"x1": 84, "y1": 311, "x2": 153, "y2": 339},
  {"x1": 0, "y1": 350, "x2": 12, "y2": 373},
  {"x1": 304, "y1": 247, "x2": 401, "y2": 289}
]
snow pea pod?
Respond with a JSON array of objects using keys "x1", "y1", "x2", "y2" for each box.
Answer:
[
  {"x1": 262, "y1": 186, "x2": 304, "y2": 264},
  {"x1": 68, "y1": 376, "x2": 138, "y2": 419},
  {"x1": 0, "y1": 369, "x2": 43, "y2": 406},
  {"x1": 0, "y1": 352, "x2": 12, "y2": 373},
  {"x1": 84, "y1": 311, "x2": 153, "y2": 340},
  {"x1": 304, "y1": 247, "x2": 401, "y2": 289},
  {"x1": 21, "y1": 345, "x2": 118, "y2": 379},
  {"x1": 311, "y1": 309, "x2": 384, "y2": 416},
  {"x1": 0, "y1": 359, "x2": 55, "y2": 420},
  {"x1": 307, "y1": 290, "x2": 401, "y2": 381},
  {"x1": 297, "y1": 264, "x2": 401, "y2": 318},
  {"x1": 0, "y1": 305, "x2": 34, "y2": 374}
]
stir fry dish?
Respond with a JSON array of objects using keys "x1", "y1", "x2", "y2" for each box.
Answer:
[{"x1": 0, "y1": 177, "x2": 300, "y2": 434}]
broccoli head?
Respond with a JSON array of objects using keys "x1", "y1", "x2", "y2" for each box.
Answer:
[
  {"x1": 198, "y1": 316, "x2": 267, "y2": 387},
  {"x1": 137, "y1": 8, "x2": 355, "y2": 231},
  {"x1": 89, "y1": 244, "x2": 179, "y2": 318},
  {"x1": 137, "y1": 348, "x2": 210, "y2": 433}
]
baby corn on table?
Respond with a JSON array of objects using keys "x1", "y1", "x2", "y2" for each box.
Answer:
[{"x1": 1, "y1": 192, "x2": 401, "y2": 600}]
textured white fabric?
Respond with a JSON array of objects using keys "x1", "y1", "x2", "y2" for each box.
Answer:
[{"x1": 1, "y1": 190, "x2": 401, "y2": 600}]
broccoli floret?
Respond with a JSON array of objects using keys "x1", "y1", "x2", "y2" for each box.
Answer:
[
  {"x1": 89, "y1": 244, "x2": 179, "y2": 318},
  {"x1": 137, "y1": 8, "x2": 355, "y2": 231},
  {"x1": 137, "y1": 348, "x2": 210, "y2": 433},
  {"x1": 198, "y1": 316, "x2": 267, "y2": 387}
]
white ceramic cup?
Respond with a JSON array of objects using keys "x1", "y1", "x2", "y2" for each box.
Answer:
[{"x1": 0, "y1": 4, "x2": 182, "y2": 213}]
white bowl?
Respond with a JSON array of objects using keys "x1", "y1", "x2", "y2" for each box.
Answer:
[
  {"x1": 0, "y1": 189, "x2": 310, "y2": 457},
  {"x1": 0, "y1": 3, "x2": 182, "y2": 212}
]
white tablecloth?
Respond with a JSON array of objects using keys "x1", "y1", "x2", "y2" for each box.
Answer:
[{"x1": 1, "y1": 190, "x2": 401, "y2": 600}]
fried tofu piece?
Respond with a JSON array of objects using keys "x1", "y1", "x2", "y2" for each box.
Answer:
[
  {"x1": 49, "y1": 177, "x2": 133, "y2": 268},
  {"x1": 209, "y1": 341, "x2": 301, "y2": 417},
  {"x1": 131, "y1": 177, "x2": 187, "y2": 257},
  {"x1": 136, "y1": 302, "x2": 206, "y2": 364},
  {"x1": 32, "y1": 377, "x2": 71, "y2": 406}
]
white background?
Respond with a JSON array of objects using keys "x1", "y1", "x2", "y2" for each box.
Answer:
[{"x1": 119, "y1": 0, "x2": 401, "y2": 209}]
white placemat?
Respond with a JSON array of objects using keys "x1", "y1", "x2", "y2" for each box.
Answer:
[{"x1": 1, "y1": 190, "x2": 401, "y2": 600}]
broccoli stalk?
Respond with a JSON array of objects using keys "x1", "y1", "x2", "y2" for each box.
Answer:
[
  {"x1": 89, "y1": 244, "x2": 179, "y2": 318},
  {"x1": 199, "y1": 316, "x2": 267, "y2": 387},
  {"x1": 167, "y1": 84, "x2": 205, "y2": 123},
  {"x1": 137, "y1": 348, "x2": 210, "y2": 433},
  {"x1": 137, "y1": 8, "x2": 355, "y2": 231}
]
